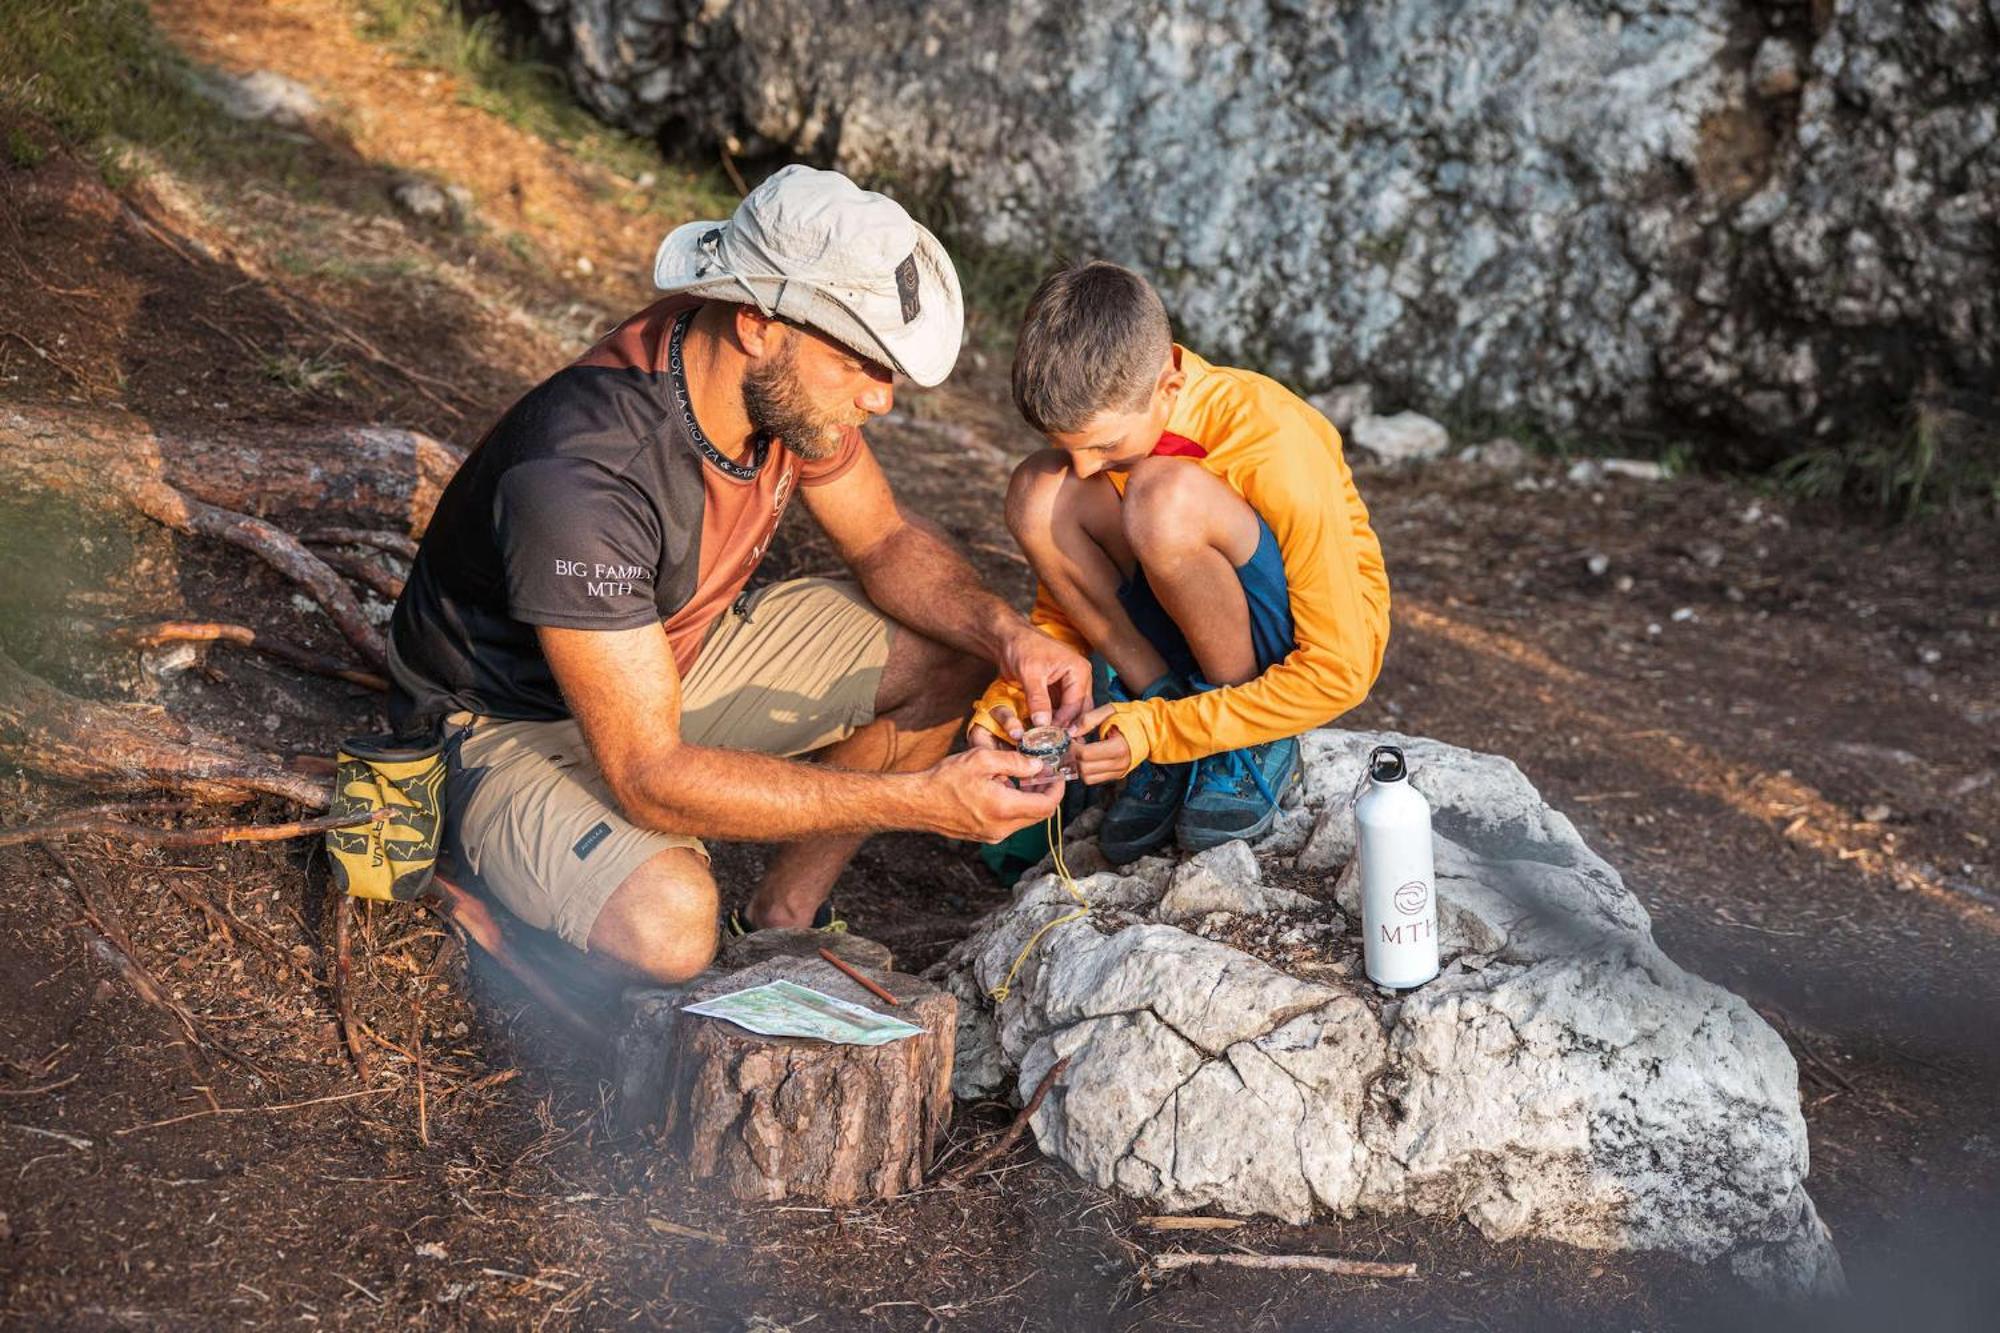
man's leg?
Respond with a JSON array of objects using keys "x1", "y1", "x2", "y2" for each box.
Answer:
[
  {"x1": 585, "y1": 847, "x2": 720, "y2": 984},
  {"x1": 744, "y1": 624, "x2": 989, "y2": 927},
  {"x1": 442, "y1": 716, "x2": 721, "y2": 987},
  {"x1": 1005, "y1": 451, "x2": 1263, "y2": 688}
]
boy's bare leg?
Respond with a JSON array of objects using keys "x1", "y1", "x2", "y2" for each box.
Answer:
[
  {"x1": 1005, "y1": 450, "x2": 1173, "y2": 692},
  {"x1": 1006, "y1": 451, "x2": 1262, "y2": 690},
  {"x1": 742, "y1": 626, "x2": 988, "y2": 929},
  {"x1": 1116, "y1": 456, "x2": 1263, "y2": 686}
]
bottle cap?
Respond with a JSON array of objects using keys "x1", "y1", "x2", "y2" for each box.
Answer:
[{"x1": 1368, "y1": 745, "x2": 1407, "y2": 783}]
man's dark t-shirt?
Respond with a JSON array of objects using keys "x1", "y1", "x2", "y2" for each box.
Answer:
[{"x1": 387, "y1": 297, "x2": 863, "y2": 732}]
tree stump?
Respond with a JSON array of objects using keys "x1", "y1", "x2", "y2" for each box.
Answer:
[
  {"x1": 716, "y1": 925, "x2": 893, "y2": 972},
  {"x1": 660, "y1": 954, "x2": 955, "y2": 1203}
]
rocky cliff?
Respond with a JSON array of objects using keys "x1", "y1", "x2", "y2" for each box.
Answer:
[{"x1": 522, "y1": 0, "x2": 1997, "y2": 453}]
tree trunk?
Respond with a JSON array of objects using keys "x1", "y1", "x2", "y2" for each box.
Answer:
[{"x1": 653, "y1": 954, "x2": 956, "y2": 1203}]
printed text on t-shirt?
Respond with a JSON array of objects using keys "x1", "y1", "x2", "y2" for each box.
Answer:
[{"x1": 553, "y1": 557, "x2": 653, "y2": 598}]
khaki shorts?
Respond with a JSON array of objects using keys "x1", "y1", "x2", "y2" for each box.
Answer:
[{"x1": 441, "y1": 578, "x2": 895, "y2": 949}]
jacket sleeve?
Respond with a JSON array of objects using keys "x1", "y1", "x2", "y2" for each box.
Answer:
[
  {"x1": 1106, "y1": 404, "x2": 1388, "y2": 769},
  {"x1": 969, "y1": 580, "x2": 1094, "y2": 737}
]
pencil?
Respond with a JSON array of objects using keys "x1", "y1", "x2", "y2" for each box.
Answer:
[{"x1": 818, "y1": 947, "x2": 901, "y2": 1006}]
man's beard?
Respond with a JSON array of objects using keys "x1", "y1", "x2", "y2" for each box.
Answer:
[{"x1": 741, "y1": 341, "x2": 851, "y2": 462}]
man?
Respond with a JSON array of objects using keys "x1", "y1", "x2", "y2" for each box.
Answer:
[
  {"x1": 387, "y1": 166, "x2": 1091, "y2": 986},
  {"x1": 970, "y1": 260, "x2": 1389, "y2": 861}
]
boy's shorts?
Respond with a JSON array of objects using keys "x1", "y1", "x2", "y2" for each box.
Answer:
[
  {"x1": 438, "y1": 578, "x2": 895, "y2": 950},
  {"x1": 1116, "y1": 514, "x2": 1296, "y2": 689}
]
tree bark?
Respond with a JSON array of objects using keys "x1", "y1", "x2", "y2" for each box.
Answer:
[{"x1": 657, "y1": 954, "x2": 955, "y2": 1203}]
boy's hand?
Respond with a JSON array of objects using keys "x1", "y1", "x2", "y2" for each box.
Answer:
[
  {"x1": 1071, "y1": 703, "x2": 1134, "y2": 785},
  {"x1": 995, "y1": 626, "x2": 1092, "y2": 729}
]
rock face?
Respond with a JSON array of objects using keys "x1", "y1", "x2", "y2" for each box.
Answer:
[
  {"x1": 519, "y1": 0, "x2": 1994, "y2": 450},
  {"x1": 932, "y1": 729, "x2": 1844, "y2": 1298}
]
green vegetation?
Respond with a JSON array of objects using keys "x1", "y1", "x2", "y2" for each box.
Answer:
[
  {"x1": 354, "y1": 0, "x2": 733, "y2": 216},
  {"x1": 0, "y1": 0, "x2": 298, "y2": 182},
  {"x1": 1776, "y1": 401, "x2": 2000, "y2": 519},
  {"x1": 261, "y1": 349, "x2": 350, "y2": 397}
]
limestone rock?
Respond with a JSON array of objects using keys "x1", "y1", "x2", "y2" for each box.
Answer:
[
  {"x1": 936, "y1": 727, "x2": 1842, "y2": 1299},
  {"x1": 1349, "y1": 412, "x2": 1452, "y2": 465},
  {"x1": 520, "y1": 0, "x2": 1997, "y2": 447},
  {"x1": 1461, "y1": 437, "x2": 1530, "y2": 471},
  {"x1": 1157, "y1": 840, "x2": 1317, "y2": 922},
  {"x1": 390, "y1": 177, "x2": 473, "y2": 228},
  {"x1": 1307, "y1": 382, "x2": 1373, "y2": 433},
  {"x1": 197, "y1": 69, "x2": 321, "y2": 127}
]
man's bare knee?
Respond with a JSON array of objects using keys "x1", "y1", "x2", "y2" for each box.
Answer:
[{"x1": 586, "y1": 848, "x2": 718, "y2": 985}]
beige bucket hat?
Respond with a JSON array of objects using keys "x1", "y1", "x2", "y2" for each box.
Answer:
[{"x1": 652, "y1": 164, "x2": 964, "y2": 387}]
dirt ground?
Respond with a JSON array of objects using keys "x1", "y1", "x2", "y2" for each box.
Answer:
[{"x1": 2, "y1": 3, "x2": 1997, "y2": 1329}]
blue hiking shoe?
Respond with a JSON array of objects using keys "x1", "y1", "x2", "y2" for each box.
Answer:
[
  {"x1": 1176, "y1": 736, "x2": 1303, "y2": 853},
  {"x1": 1098, "y1": 675, "x2": 1190, "y2": 866}
]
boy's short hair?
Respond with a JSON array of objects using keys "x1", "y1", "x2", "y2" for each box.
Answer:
[{"x1": 1012, "y1": 260, "x2": 1172, "y2": 436}]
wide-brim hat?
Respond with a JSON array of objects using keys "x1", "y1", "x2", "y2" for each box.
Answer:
[{"x1": 652, "y1": 165, "x2": 964, "y2": 388}]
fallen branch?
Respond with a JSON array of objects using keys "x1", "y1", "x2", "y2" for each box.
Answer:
[
  {"x1": 113, "y1": 1084, "x2": 396, "y2": 1137},
  {"x1": 95, "y1": 619, "x2": 388, "y2": 691},
  {"x1": 0, "y1": 806, "x2": 382, "y2": 851},
  {"x1": 332, "y1": 890, "x2": 370, "y2": 1082},
  {"x1": 0, "y1": 403, "x2": 463, "y2": 533},
  {"x1": 1148, "y1": 1253, "x2": 1417, "y2": 1280},
  {"x1": 1140, "y1": 1217, "x2": 1246, "y2": 1232},
  {"x1": 943, "y1": 1055, "x2": 1069, "y2": 1185}
]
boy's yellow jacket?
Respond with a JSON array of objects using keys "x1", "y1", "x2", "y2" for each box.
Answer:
[{"x1": 972, "y1": 346, "x2": 1390, "y2": 773}]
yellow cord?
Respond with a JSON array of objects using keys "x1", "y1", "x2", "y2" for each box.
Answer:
[{"x1": 990, "y1": 799, "x2": 1090, "y2": 1003}]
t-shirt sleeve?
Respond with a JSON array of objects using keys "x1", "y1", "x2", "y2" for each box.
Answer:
[
  {"x1": 797, "y1": 425, "x2": 866, "y2": 486},
  {"x1": 493, "y1": 458, "x2": 665, "y2": 631}
]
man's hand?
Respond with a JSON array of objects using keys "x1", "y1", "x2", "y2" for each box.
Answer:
[
  {"x1": 920, "y1": 748, "x2": 1064, "y2": 841},
  {"x1": 968, "y1": 707, "x2": 1024, "y2": 748},
  {"x1": 1071, "y1": 703, "x2": 1134, "y2": 786},
  {"x1": 994, "y1": 625, "x2": 1093, "y2": 729}
]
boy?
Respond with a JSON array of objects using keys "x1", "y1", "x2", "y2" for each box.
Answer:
[{"x1": 969, "y1": 260, "x2": 1390, "y2": 863}]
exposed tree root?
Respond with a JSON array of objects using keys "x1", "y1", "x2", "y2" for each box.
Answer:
[
  {"x1": 82, "y1": 618, "x2": 388, "y2": 691},
  {"x1": 304, "y1": 527, "x2": 420, "y2": 561},
  {"x1": 124, "y1": 477, "x2": 387, "y2": 667},
  {"x1": 0, "y1": 806, "x2": 382, "y2": 851},
  {"x1": 0, "y1": 644, "x2": 331, "y2": 808},
  {"x1": 310, "y1": 547, "x2": 406, "y2": 604}
]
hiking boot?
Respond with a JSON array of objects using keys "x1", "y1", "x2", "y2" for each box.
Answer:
[
  {"x1": 1098, "y1": 675, "x2": 1192, "y2": 866},
  {"x1": 1176, "y1": 736, "x2": 1303, "y2": 853},
  {"x1": 725, "y1": 901, "x2": 846, "y2": 936},
  {"x1": 1100, "y1": 756, "x2": 1193, "y2": 865}
]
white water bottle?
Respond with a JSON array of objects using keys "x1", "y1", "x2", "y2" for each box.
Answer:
[{"x1": 1355, "y1": 745, "x2": 1439, "y2": 989}]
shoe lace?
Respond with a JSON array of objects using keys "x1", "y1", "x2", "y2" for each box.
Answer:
[{"x1": 1188, "y1": 746, "x2": 1281, "y2": 809}]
